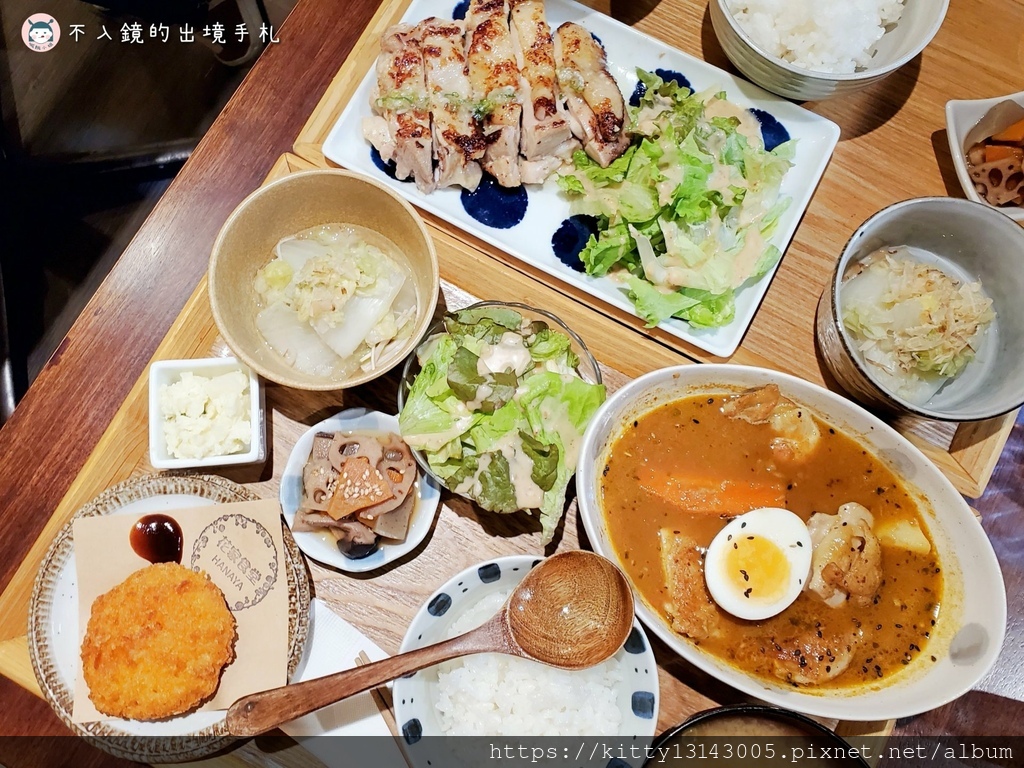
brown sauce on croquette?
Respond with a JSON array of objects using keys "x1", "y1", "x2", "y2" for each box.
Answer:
[{"x1": 130, "y1": 514, "x2": 183, "y2": 564}]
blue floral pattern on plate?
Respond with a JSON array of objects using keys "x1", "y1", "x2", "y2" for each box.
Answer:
[{"x1": 323, "y1": 0, "x2": 840, "y2": 357}]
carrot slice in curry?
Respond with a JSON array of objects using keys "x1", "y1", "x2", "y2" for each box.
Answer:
[{"x1": 637, "y1": 466, "x2": 786, "y2": 515}]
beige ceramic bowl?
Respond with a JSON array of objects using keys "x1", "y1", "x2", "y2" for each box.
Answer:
[
  {"x1": 209, "y1": 170, "x2": 439, "y2": 390},
  {"x1": 709, "y1": 0, "x2": 949, "y2": 101}
]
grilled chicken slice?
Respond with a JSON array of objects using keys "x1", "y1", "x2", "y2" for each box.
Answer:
[
  {"x1": 509, "y1": 0, "x2": 577, "y2": 174},
  {"x1": 363, "y1": 24, "x2": 434, "y2": 192},
  {"x1": 554, "y1": 22, "x2": 630, "y2": 167},
  {"x1": 418, "y1": 17, "x2": 486, "y2": 190},
  {"x1": 465, "y1": 0, "x2": 522, "y2": 187}
]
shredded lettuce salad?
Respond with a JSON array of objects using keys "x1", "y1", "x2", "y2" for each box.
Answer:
[
  {"x1": 398, "y1": 306, "x2": 606, "y2": 543},
  {"x1": 558, "y1": 69, "x2": 796, "y2": 329}
]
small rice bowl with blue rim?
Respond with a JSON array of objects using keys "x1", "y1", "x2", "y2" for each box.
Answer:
[{"x1": 393, "y1": 555, "x2": 658, "y2": 753}]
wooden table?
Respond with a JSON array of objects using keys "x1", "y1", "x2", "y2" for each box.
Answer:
[{"x1": 1, "y1": 0, "x2": 1023, "y2": 765}]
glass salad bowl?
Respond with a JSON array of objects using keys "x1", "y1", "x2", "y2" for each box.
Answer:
[{"x1": 396, "y1": 301, "x2": 602, "y2": 539}]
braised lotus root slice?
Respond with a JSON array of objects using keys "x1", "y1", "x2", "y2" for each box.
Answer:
[
  {"x1": 302, "y1": 458, "x2": 335, "y2": 511},
  {"x1": 299, "y1": 433, "x2": 338, "y2": 511},
  {"x1": 358, "y1": 433, "x2": 416, "y2": 521},
  {"x1": 328, "y1": 433, "x2": 384, "y2": 472},
  {"x1": 967, "y1": 145, "x2": 1024, "y2": 207}
]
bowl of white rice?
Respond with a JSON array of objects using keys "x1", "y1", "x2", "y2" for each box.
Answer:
[
  {"x1": 393, "y1": 555, "x2": 658, "y2": 761},
  {"x1": 709, "y1": 0, "x2": 949, "y2": 101}
]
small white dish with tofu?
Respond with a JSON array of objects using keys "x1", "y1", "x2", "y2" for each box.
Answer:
[{"x1": 280, "y1": 408, "x2": 441, "y2": 573}]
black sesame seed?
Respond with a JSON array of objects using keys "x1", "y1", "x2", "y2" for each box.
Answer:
[
  {"x1": 744, "y1": 588, "x2": 752, "y2": 598},
  {"x1": 740, "y1": 569, "x2": 749, "y2": 582}
]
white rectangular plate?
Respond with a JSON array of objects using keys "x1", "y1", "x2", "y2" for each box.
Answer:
[{"x1": 323, "y1": 0, "x2": 840, "y2": 357}]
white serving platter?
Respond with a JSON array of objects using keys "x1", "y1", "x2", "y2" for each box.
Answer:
[{"x1": 323, "y1": 0, "x2": 840, "y2": 357}]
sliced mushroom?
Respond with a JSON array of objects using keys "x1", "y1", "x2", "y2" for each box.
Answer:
[
  {"x1": 293, "y1": 507, "x2": 344, "y2": 532},
  {"x1": 329, "y1": 519, "x2": 380, "y2": 559}
]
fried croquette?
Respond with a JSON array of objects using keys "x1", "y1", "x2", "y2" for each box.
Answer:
[{"x1": 81, "y1": 562, "x2": 237, "y2": 720}]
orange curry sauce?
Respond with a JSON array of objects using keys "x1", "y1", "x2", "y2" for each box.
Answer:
[{"x1": 599, "y1": 393, "x2": 942, "y2": 689}]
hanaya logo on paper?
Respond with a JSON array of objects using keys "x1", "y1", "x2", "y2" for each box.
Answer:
[
  {"x1": 191, "y1": 513, "x2": 279, "y2": 611},
  {"x1": 22, "y1": 15, "x2": 60, "y2": 52}
]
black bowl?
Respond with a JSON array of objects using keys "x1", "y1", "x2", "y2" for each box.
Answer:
[{"x1": 644, "y1": 704, "x2": 871, "y2": 767}]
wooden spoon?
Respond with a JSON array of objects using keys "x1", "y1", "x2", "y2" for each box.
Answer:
[{"x1": 225, "y1": 550, "x2": 635, "y2": 737}]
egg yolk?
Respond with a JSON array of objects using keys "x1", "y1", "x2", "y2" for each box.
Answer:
[{"x1": 723, "y1": 535, "x2": 790, "y2": 602}]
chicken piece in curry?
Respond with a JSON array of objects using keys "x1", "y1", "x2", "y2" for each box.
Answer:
[{"x1": 600, "y1": 385, "x2": 942, "y2": 689}]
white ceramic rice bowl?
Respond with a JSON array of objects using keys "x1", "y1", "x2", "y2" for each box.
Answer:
[
  {"x1": 576, "y1": 364, "x2": 1005, "y2": 721},
  {"x1": 710, "y1": 0, "x2": 949, "y2": 101},
  {"x1": 393, "y1": 555, "x2": 659, "y2": 759}
]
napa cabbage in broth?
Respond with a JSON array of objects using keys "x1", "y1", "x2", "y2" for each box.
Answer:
[{"x1": 599, "y1": 385, "x2": 942, "y2": 689}]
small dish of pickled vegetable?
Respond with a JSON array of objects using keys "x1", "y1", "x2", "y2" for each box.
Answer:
[{"x1": 946, "y1": 92, "x2": 1024, "y2": 223}]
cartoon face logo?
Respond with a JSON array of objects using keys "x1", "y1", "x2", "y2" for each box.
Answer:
[
  {"x1": 29, "y1": 22, "x2": 53, "y2": 43},
  {"x1": 22, "y1": 15, "x2": 60, "y2": 51}
]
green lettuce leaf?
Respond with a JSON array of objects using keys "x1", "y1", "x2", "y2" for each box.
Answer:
[
  {"x1": 446, "y1": 346, "x2": 484, "y2": 402},
  {"x1": 397, "y1": 307, "x2": 606, "y2": 544},
  {"x1": 519, "y1": 431, "x2": 560, "y2": 492},
  {"x1": 477, "y1": 452, "x2": 519, "y2": 514},
  {"x1": 626, "y1": 275, "x2": 735, "y2": 328}
]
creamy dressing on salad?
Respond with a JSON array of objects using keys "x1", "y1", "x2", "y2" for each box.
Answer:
[
  {"x1": 493, "y1": 432, "x2": 546, "y2": 510},
  {"x1": 703, "y1": 98, "x2": 762, "y2": 144},
  {"x1": 559, "y1": 71, "x2": 793, "y2": 329},
  {"x1": 477, "y1": 332, "x2": 533, "y2": 376},
  {"x1": 399, "y1": 307, "x2": 606, "y2": 543}
]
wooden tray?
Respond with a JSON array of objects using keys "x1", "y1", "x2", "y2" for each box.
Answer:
[
  {"x1": 290, "y1": 0, "x2": 1016, "y2": 500},
  {"x1": 0, "y1": 153, "x2": 891, "y2": 764}
]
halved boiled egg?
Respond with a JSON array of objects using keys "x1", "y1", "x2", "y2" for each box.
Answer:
[{"x1": 704, "y1": 507, "x2": 813, "y2": 621}]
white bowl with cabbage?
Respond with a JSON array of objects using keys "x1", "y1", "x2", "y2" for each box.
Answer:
[
  {"x1": 397, "y1": 302, "x2": 605, "y2": 544},
  {"x1": 209, "y1": 170, "x2": 439, "y2": 391},
  {"x1": 817, "y1": 197, "x2": 1024, "y2": 421}
]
